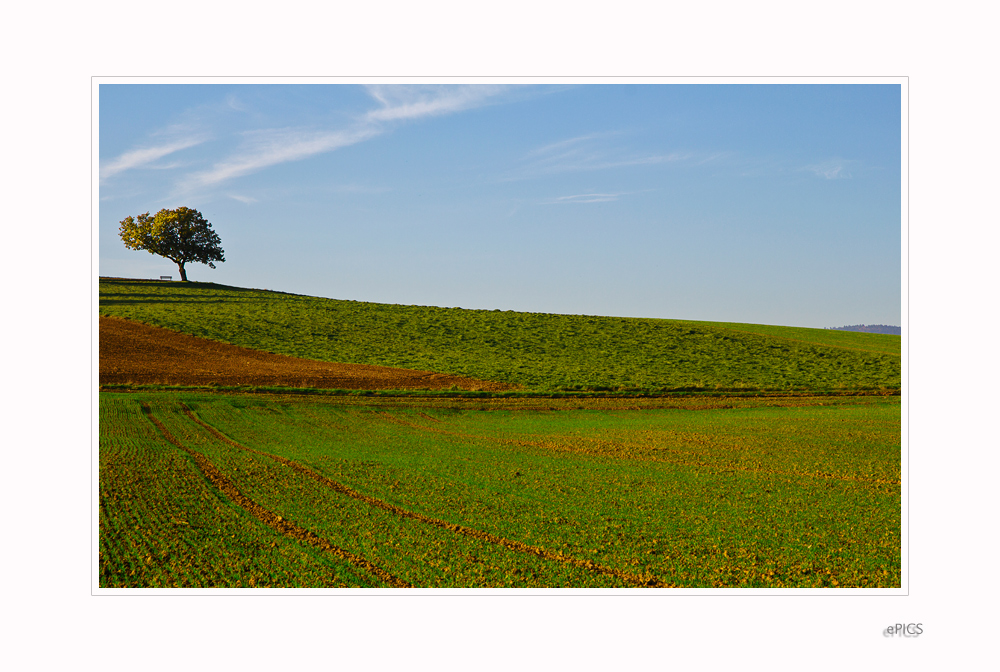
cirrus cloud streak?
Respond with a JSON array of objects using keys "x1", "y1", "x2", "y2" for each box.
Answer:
[
  {"x1": 544, "y1": 192, "x2": 624, "y2": 204},
  {"x1": 176, "y1": 86, "x2": 510, "y2": 194},
  {"x1": 183, "y1": 126, "x2": 380, "y2": 189},
  {"x1": 100, "y1": 136, "x2": 205, "y2": 182}
]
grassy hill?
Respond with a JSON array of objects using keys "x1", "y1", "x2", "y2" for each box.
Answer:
[{"x1": 99, "y1": 278, "x2": 901, "y2": 393}]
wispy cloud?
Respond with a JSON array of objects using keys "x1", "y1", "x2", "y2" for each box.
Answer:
[
  {"x1": 522, "y1": 133, "x2": 612, "y2": 160},
  {"x1": 804, "y1": 158, "x2": 858, "y2": 179},
  {"x1": 507, "y1": 133, "x2": 693, "y2": 181},
  {"x1": 329, "y1": 183, "x2": 389, "y2": 194},
  {"x1": 364, "y1": 85, "x2": 507, "y2": 122},
  {"x1": 540, "y1": 188, "x2": 657, "y2": 205},
  {"x1": 544, "y1": 192, "x2": 624, "y2": 204},
  {"x1": 100, "y1": 137, "x2": 205, "y2": 182},
  {"x1": 184, "y1": 126, "x2": 379, "y2": 189},
  {"x1": 228, "y1": 193, "x2": 257, "y2": 204},
  {"x1": 697, "y1": 152, "x2": 728, "y2": 165},
  {"x1": 176, "y1": 86, "x2": 508, "y2": 193},
  {"x1": 225, "y1": 93, "x2": 247, "y2": 112}
]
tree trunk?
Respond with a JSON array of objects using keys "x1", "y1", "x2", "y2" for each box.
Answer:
[{"x1": 177, "y1": 262, "x2": 188, "y2": 282}]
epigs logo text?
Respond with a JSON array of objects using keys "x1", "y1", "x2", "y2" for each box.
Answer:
[{"x1": 884, "y1": 624, "x2": 923, "y2": 638}]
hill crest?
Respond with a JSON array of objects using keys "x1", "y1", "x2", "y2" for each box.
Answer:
[{"x1": 99, "y1": 277, "x2": 900, "y2": 393}]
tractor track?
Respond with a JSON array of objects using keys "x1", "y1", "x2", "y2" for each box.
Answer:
[
  {"x1": 182, "y1": 404, "x2": 670, "y2": 588},
  {"x1": 140, "y1": 404, "x2": 411, "y2": 588}
]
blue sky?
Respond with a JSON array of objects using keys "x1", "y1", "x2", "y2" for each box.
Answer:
[{"x1": 99, "y1": 83, "x2": 901, "y2": 328}]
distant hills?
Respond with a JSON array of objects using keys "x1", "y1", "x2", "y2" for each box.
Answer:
[{"x1": 828, "y1": 324, "x2": 901, "y2": 335}]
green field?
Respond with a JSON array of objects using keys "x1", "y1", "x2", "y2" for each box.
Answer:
[
  {"x1": 99, "y1": 278, "x2": 901, "y2": 588},
  {"x1": 99, "y1": 278, "x2": 900, "y2": 392},
  {"x1": 100, "y1": 392, "x2": 900, "y2": 588}
]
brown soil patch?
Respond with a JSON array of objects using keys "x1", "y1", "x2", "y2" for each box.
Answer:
[{"x1": 100, "y1": 316, "x2": 513, "y2": 391}]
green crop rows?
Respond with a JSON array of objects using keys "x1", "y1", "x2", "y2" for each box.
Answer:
[
  {"x1": 99, "y1": 277, "x2": 901, "y2": 589},
  {"x1": 100, "y1": 392, "x2": 900, "y2": 588},
  {"x1": 99, "y1": 278, "x2": 900, "y2": 393}
]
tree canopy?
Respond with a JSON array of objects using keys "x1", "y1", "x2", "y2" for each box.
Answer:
[{"x1": 119, "y1": 207, "x2": 224, "y2": 282}]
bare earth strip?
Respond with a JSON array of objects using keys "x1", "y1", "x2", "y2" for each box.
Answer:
[
  {"x1": 140, "y1": 404, "x2": 411, "y2": 588},
  {"x1": 182, "y1": 405, "x2": 670, "y2": 588},
  {"x1": 101, "y1": 316, "x2": 513, "y2": 391}
]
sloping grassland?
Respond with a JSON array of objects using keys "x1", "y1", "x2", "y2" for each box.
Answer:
[{"x1": 99, "y1": 278, "x2": 900, "y2": 393}]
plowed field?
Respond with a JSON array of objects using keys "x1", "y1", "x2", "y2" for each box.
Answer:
[{"x1": 100, "y1": 316, "x2": 513, "y2": 391}]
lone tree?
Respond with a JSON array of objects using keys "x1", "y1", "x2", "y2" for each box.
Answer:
[{"x1": 119, "y1": 207, "x2": 225, "y2": 282}]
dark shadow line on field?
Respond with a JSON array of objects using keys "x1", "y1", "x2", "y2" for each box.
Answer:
[
  {"x1": 99, "y1": 278, "x2": 266, "y2": 293},
  {"x1": 102, "y1": 298, "x2": 247, "y2": 306},
  {"x1": 371, "y1": 412, "x2": 900, "y2": 487},
  {"x1": 139, "y1": 403, "x2": 410, "y2": 588},
  {"x1": 180, "y1": 404, "x2": 670, "y2": 588}
]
